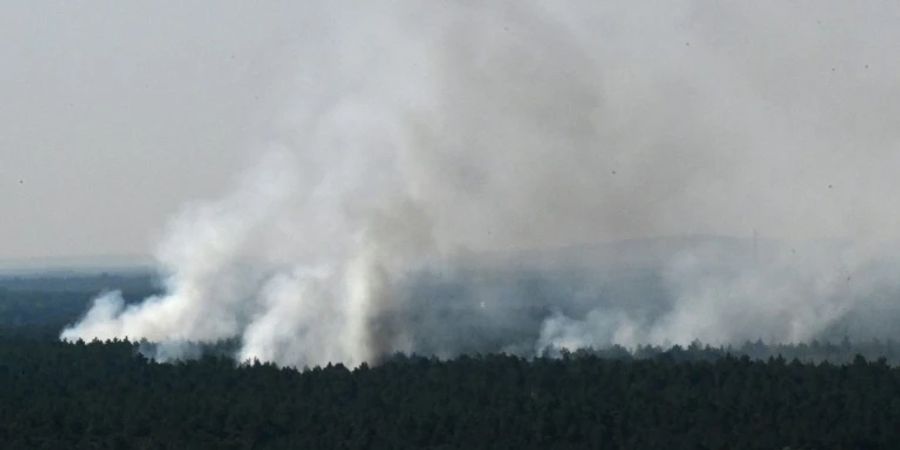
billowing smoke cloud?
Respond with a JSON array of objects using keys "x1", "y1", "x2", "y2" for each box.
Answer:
[{"x1": 62, "y1": 1, "x2": 900, "y2": 367}]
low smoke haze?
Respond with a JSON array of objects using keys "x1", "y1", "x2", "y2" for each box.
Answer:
[{"x1": 5, "y1": 2, "x2": 900, "y2": 367}]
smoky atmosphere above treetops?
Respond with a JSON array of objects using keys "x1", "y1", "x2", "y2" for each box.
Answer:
[{"x1": 37, "y1": 1, "x2": 900, "y2": 368}]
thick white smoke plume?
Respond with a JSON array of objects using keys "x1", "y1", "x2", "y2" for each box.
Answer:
[{"x1": 63, "y1": 1, "x2": 900, "y2": 367}]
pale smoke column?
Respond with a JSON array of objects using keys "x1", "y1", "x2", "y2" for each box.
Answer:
[
  {"x1": 60, "y1": 152, "x2": 302, "y2": 348},
  {"x1": 62, "y1": 1, "x2": 900, "y2": 366}
]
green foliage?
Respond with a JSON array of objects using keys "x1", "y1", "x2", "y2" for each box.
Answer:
[
  {"x1": 1, "y1": 335, "x2": 899, "y2": 449},
  {"x1": 1, "y1": 275, "x2": 898, "y2": 448}
]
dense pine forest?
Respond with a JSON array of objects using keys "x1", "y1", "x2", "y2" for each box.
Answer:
[
  {"x1": 3, "y1": 335, "x2": 900, "y2": 449},
  {"x1": 2, "y1": 273, "x2": 900, "y2": 449}
]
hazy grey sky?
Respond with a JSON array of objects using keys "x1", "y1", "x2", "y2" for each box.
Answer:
[
  {"x1": 3, "y1": 1, "x2": 900, "y2": 264},
  {"x1": 1, "y1": 2, "x2": 315, "y2": 261}
]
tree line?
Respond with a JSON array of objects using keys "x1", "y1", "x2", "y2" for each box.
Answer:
[{"x1": 1, "y1": 333, "x2": 899, "y2": 449}]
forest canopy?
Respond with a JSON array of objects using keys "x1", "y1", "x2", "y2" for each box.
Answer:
[{"x1": 1, "y1": 274, "x2": 899, "y2": 449}]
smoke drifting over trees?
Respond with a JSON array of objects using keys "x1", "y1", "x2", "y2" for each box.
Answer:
[{"x1": 62, "y1": 1, "x2": 900, "y2": 368}]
